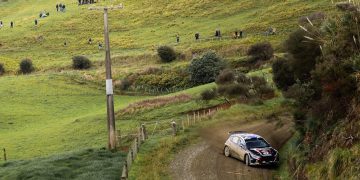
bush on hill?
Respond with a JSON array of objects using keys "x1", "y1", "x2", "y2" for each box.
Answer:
[
  {"x1": 247, "y1": 42, "x2": 274, "y2": 62},
  {"x1": 215, "y1": 69, "x2": 235, "y2": 85},
  {"x1": 189, "y1": 51, "x2": 226, "y2": 85},
  {"x1": 272, "y1": 56, "x2": 296, "y2": 91},
  {"x1": 157, "y1": 46, "x2": 176, "y2": 63},
  {"x1": 72, "y1": 56, "x2": 91, "y2": 70},
  {"x1": 200, "y1": 88, "x2": 217, "y2": 101},
  {"x1": 0, "y1": 63, "x2": 5, "y2": 75},
  {"x1": 19, "y1": 59, "x2": 34, "y2": 74}
]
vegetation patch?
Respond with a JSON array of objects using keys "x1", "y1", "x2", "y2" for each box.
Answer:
[{"x1": 0, "y1": 148, "x2": 125, "y2": 180}]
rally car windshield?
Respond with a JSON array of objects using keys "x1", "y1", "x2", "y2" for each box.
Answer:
[{"x1": 245, "y1": 138, "x2": 270, "y2": 148}]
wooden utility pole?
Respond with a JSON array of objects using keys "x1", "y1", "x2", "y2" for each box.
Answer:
[{"x1": 89, "y1": 4, "x2": 123, "y2": 150}]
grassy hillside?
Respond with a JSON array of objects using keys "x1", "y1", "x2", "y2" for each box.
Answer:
[
  {"x1": 0, "y1": 0, "x2": 339, "y2": 73},
  {"x1": 0, "y1": 0, "x2": 352, "y2": 179},
  {"x1": 0, "y1": 73, "x2": 148, "y2": 160}
]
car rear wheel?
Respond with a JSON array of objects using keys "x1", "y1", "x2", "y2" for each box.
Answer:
[
  {"x1": 244, "y1": 154, "x2": 250, "y2": 166},
  {"x1": 224, "y1": 146, "x2": 231, "y2": 157}
]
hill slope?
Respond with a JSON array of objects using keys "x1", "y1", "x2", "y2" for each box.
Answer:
[{"x1": 0, "y1": 0, "x2": 337, "y2": 73}]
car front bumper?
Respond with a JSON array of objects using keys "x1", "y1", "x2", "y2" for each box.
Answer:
[{"x1": 249, "y1": 155, "x2": 279, "y2": 166}]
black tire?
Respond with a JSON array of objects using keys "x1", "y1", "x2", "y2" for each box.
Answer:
[
  {"x1": 224, "y1": 146, "x2": 231, "y2": 157},
  {"x1": 244, "y1": 154, "x2": 250, "y2": 166}
]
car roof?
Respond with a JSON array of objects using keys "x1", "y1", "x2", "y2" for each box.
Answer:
[{"x1": 230, "y1": 132, "x2": 263, "y2": 140}]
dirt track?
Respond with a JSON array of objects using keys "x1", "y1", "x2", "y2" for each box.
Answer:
[{"x1": 171, "y1": 118, "x2": 293, "y2": 180}]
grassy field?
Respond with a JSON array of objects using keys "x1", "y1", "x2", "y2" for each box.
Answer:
[
  {"x1": 0, "y1": 73, "x2": 148, "y2": 160},
  {"x1": 0, "y1": 148, "x2": 126, "y2": 180},
  {"x1": 0, "y1": 0, "x2": 339, "y2": 73}
]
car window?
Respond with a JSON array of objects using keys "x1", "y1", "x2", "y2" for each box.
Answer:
[
  {"x1": 245, "y1": 138, "x2": 270, "y2": 149},
  {"x1": 231, "y1": 136, "x2": 239, "y2": 144}
]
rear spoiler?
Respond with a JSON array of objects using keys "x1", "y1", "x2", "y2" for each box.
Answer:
[{"x1": 228, "y1": 131, "x2": 246, "y2": 135}]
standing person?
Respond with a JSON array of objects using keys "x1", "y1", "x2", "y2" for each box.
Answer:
[
  {"x1": 0, "y1": 21, "x2": 3, "y2": 29},
  {"x1": 195, "y1": 32, "x2": 200, "y2": 40},
  {"x1": 34, "y1": 19, "x2": 38, "y2": 26},
  {"x1": 176, "y1": 34, "x2": 180, "y2": 43},
  {"x1": 10, "y1": 21, "x2": 14, "y2": 28},
  {"x1": 88, "y1": 38, "x2": 92, "y2": 44},
  {"x1": 56, "y1": 4, "x2": 59, "y2": 11},
  {"x1": 59, "y1": 3, "x2": 62, "y2": 12},
  {"x1": 98, "y1": 42, "x2": 103, "y2": 50},
  {"x1": 78, "y1": 0, "x2": 81, "y2": 5},
  {"x1": 239, "y1": 30, "x2": 243, "y2": 38},
  {"x1": 62, "y1": 4, "x2": 66, "y2": 12},
  {"x1": 234, "y1": 31, "x2": 238, "y2": 39}
]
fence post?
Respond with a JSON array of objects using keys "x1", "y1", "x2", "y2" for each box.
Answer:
[
  {"x1": 197, "y1": 111, "x2": 200, "y2": 121},
  {"x1": 121, "y1": 161, "x2": 128, "y2": 180},
  {"x1": 141, "y1": 124, "x2": 148, "y2": 141},
  {"x1": 187, "y1": 114, "x2": 190, "y2": 126},
  {"x1": 3, "y1": 148, "x2": 6, "y2": 161},
  {"x1": 130, "y1": 149, "x2": 134, "y2": 161},
  {"x1": 208, "y1": 109, "x2": 211, "y2": 116},
  {"x1": 181, "y1": 119, "x2": 185, "y2": 130},
  {"x1": 135, "y1": 137, "x2": 139, "y2": 153},
  {"x1": 116, "y1": 130, "x2": 121, "y2": 146},
  {"x1": 171, "y1": 121, "x2": 177, "y2": 136},
  {"x1": 193, "y1": 112, "x2": 196, "y2": 124}
]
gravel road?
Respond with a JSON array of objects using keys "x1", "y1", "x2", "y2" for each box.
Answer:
[{"x1": 171, "y1": 119, "x2": 293, "y2": 180}]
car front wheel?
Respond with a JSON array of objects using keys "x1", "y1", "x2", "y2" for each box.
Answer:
[
  {"x1": 224, "y1": 146, "x2": 231, "y2": 157},
  {"x1": 244, "y1": 154, "x2": 250, "y2": 166}
]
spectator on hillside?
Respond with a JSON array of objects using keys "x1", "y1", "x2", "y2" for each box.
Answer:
[
  {"x1": 98, "y1": 42, "x2": 103, "y2": 50},
  {"x1": 215, "y1": 29, "x2": 221, "y2": 38},
  {"x1": 56, "y1": 4, "x2": 59, "y2": 11},
  {"x1": 195, "y1": 32, "x2": 200, "y2": 40},
  {"x1": 234, "y1": 31, "x2": 238, "y2": 39},
  {"x1": 88, "y1": 38, "x2": 92, "y2": 44},
  {"x1": 59, "y1": 3, "x2": 62, "y2": 11},
  {"x1": 62, "y1": 4, "x2": 66, "y2": 12},
  {"x1": 78, "y1": 0, "x2": 81, "y2": 5},
  {"x1": 10, "y1": 21, "x2": 14, "y2": 28},
  {"x1": 34, "y1": 19, "x2": 38, "y2": 26},
  {"x1": 0, "y1": 21, "x2": 3, "y2": 29},
  {"x1": 176, "y1": 34, "x2": 180, "y2": 43},
  {"x1": 239, "y1": 30, "x2": 243, "y2": 38}
]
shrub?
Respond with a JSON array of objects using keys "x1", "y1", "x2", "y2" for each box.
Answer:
[
  {"x1": 272, "y1": 56, "x2": 296, "y2": 91},
  {"x1": 247, "y1": 42, "x2": 274, "y2": 61},
  {"x1": 284, "y1": 28, "x2": 321, "y2": 82},
  {"x1": 157, "y1": 46, "x2": 176, "y2": 63},
  {"x1": 215, "y1": 69, "x2": 235, "y2": 85},
  {"x1": 218, "y1": 84, "x2": 249, "y2": 98},
  {"x1": 200, "y1": 88, "x2": 217, "y2": 101},
  {"x1": 119, "y1": 78, "x2": 132, "y2": 91},
  {"x1": 189, "y1": 51, "x2": 226, "y2": 85},
  {"x1": 0, "y1": 63, "x2": 5, "y2": 75},
  {"x1": 72, "y1": 56, "x2": 91, "y2": 70},
  {"x1": 19, "y1": 59, "x2": 34, "y2": 74},
  {"x1": 236, "y1": 73, "x2": 251, "y2": 84}
]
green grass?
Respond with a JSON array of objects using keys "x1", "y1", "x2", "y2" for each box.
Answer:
[
  {"x1": 0, "y1": 73, "x2": 148, "y2": 160},
  {"x1": 0, "y1": 148, "x2": 126, "y2": 180},
  {"x1": 0, "y1": 0, "x2": 340, "y2": 73}
]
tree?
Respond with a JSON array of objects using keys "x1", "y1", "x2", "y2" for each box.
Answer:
[{"x1": 189, "y1": 51, "x2": 226, "y2": 85}]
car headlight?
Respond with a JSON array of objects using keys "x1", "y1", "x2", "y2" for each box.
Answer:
[{"x1": 249, "y1": 152, "x2": 261, "y2": 160}]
